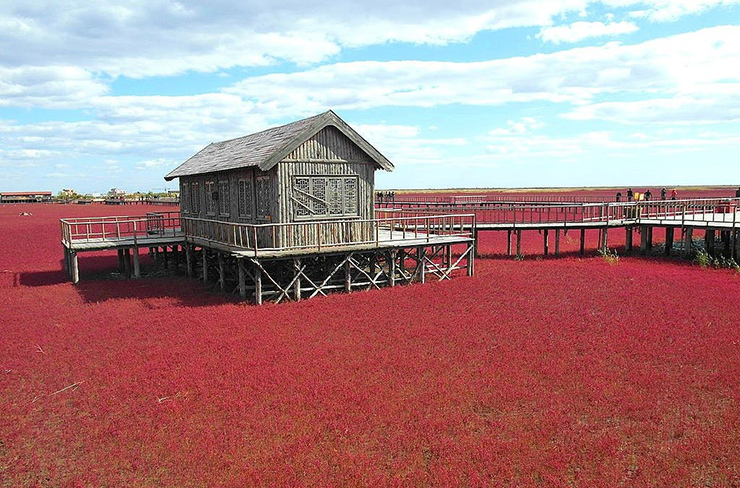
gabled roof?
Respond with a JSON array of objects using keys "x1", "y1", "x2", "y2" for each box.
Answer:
[{"x1": 164, "y1": 110, "x2": 394, "y2": 181}]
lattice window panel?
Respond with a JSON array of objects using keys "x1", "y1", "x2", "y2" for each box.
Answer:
[
  {"x1": 327, "y1": 178, "x2": 343, "y2": 215},
  {"x1": 343, "y1": 177, "x2": 357, "y2": 215},
  {"x1": 294, "y1": 177, "x2": 311, "y2": 217},
  {"x1": 218, "y1": 180, "x2": 230, "y2": 216},
  {"x1": 312, "y1": 177, "x2": 327, "y2": 215},
  {"x1": 256, "y1": 176, "x2": 270, "y2": 218},
  {"x1": 238, "y1": 178, "x2": 253, "y2": 218},
  {"x1": 191, "y1": 182, "x2": 200, "y2": 213}
]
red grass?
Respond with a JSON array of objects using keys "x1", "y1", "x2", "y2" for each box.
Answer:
[{"x1": 2, "y1": 200, "x2": 740, "y2": 486}]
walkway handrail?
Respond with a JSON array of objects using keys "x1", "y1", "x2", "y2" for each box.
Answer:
[{"x1": 60, "y1": 212, "x2": 181, "y2": 246}]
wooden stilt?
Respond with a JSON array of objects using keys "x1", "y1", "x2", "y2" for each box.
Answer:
[
  {"x1": 543, "y1": 229, "x2": 549, "y2": 255},
  {"x1": 132, "y1": 247, "x2": 141, "y2": 278},
  {"x1": 602, "y1": 226, "x2": 609, "y2": 251},
  {"x1": 731, "y1": 230, "x2": 737, "y2": 260},
  {"x1": 389, "y1": 250, "x2": 397, "y2": 287},
  {"x1": 516, "y1": 230, "x2": 522, "y2": 256},
  {"x1": 124, "y1": 248, "x2": 131, "y2": 278},
  {"x1": 185, "y1": 245, "x2": 193, "y2": 277},
  {"x1": 625, "y1": 227, "x2": 633, "y2": 252},
  {"x1": 683, "y1": 227, "x2": 693, "y2": 256},
  {"x1": 554, "y1": 229, "x2": 560, "y2": 256},
  {"x1": 580, "y1": 228, "x2": 585, "y2": 255},
  {"x1": 202, "y1": 250, "x2": 208, "y2": 282},
  {"x1": 238, "y1": 259, "x2": 246, "y2": 299},
  {"x1": 71, "y1": 252, "x2": 79, "y2": 284},
  {"x1": 218, "y1": 253, "x2": 225, "y2": 291},
  {"x1": 706, "y1": 229, "x2": 715, "y2": 256},
  {"x1": 254, "y1": 261, "x2": 262, "y2": 305},
  {"x1": 419, "y1": 247, "x2": 426, "y2": 284},
  {"x1": 467, "y1": 242, "x2": 475, "y2": 276},
  {"x1": 665, "y1": 227, "x2": 674, "y2": 255},
  {"x1": 506, "y1": 230, "x2": 512, "y2": 256},
  {"x1": 293, "y1": 258, "x2": 301, "y2": 300},
  {"x1": 640, "y1": 226, "x2": 649, "y2": 253},
  {"x1": 344, "y1": 258, "x2": 351, "y2": 293},
  {"x1": 173, "y1": 245, "x2": 180, "y2": 271},
  {"x1": 163, "y1": 246, "x2": 169, "y2": 269},
  {"x1": 117, "y1": 249, "x2": 125, "y2": 272}
]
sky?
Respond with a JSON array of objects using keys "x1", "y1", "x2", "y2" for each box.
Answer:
[{"x1": 1, "y1": 0, "x2": 739, "y2": 194}]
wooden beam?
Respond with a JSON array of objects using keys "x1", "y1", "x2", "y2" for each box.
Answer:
[
  {"x1": 640, "y1": 226, "x2": 649, "y2": 254},
  {"x1": 124, "y1": 248, "x2": 131, "y2": 278},
  {"x1": 344, "y1": 258, "x2": 351, "y2": 293},
  {"x1": 467, "y1": 242, "x2": 474, "y2": 276},
  {"x1": 419, "y1": 247, "x2": 426, "y2": 284},
  {"x1": 602, "y1": 226, "x2": 609, "y2": 251},
  {"x1": 389, "y1": 250, "x2": 396, "y2": 287},
  {"x1": 117, "y1": 249, "x2": 125, "y2": 272},
  {"x1": 555, "y1": 229, "x2": 560, "y2": 256},
  {"x1": 506, "y1": 230, "x2": 512, "y2": 256},
  {"x1": 580, "y1": 228, "x2": 585, "y2": 256},
  {"x1": 625, "y1": 227, "x2": 633, "y2": 252},
  {"x1": 543, "y1": 229, "x2": 549, "y2": 256}
]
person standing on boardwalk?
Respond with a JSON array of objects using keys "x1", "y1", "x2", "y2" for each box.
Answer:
[
  {"x1": 735, "y1": 187, "x2": 740, "y2": 198},
  {"x1": 616, "y1": 191, "x2": 622, "y2": 202},
  {"x1": 661, "y1": 188, "x2": 667, "y2": 200},
  {"x1": 671, "y1": 189, "x2": 678, "y2": 200},
  {"x1": 644, "y1": 189, "x2": 652, "y2": 201},
  {"x1": 627, "y1": 188, "x2": 634, "y2": 202}
]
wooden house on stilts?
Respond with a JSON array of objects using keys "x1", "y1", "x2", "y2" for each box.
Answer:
[{"x1": 60, "y1": 111, "x2": 476, "y2": 303}]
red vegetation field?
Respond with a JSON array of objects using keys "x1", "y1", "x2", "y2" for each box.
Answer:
[{"x1": 2, "y1": 199, "x2": 740, "y2": 486}]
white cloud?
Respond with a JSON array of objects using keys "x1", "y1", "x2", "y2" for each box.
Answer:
[
  {"x1": 227, "y1": 26, "x2": 740, "y2": 118},
  {"x1": 537, "y1": 21, "x2": 638, "y2": 43},
  {"x1": 621, "y1": 0, "x2": 740, "y2": 22},
  {"x1": 0, "y1": 66, "x2": 108, "y2": 108}
]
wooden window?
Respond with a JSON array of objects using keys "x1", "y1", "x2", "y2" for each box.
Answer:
[
  {"x1": 190, "y1": 182, "x2": 200, "y2": 214},
  {"x1": 218, "y1": 180, "x2": 230, "y2": 216},
  {"x1": 205, "y1": 180, "x2": 216, "y2": 215},
  {"x1": 256, "y1": 176, "x2": 270, "y2": 219},
  {"x1": 237, "y1": 178, "x2": 253, "y2": 219},
  {"x1": 291, "y1": 175, "x2": 359, "y2": 220}
]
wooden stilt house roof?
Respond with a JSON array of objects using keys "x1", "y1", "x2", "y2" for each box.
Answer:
[{"x1": 165, "y1": 110, "x2": 394, "y2": 181}]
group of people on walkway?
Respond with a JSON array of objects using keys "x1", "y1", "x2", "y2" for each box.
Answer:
[{"x1": 616, "y1": 187, "x2": 677, "y2": 202}]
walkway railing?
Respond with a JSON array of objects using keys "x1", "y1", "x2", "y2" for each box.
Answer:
[
  {"x1": 60, "y1": 212, "x2": 182, "y2": 246},
  {"x1": 183, "y1": 213, "x2": 476, "y2": 253}
]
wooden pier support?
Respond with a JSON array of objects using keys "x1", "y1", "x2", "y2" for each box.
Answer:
[
  {"x1": 506, "y1": 230, "x2": 512, "y2": 256},
  {"x1": 516, "y1": 230, "x2": 522, "y2": 256},
  {"x1": 238, "y1": 259, "x2": 246, "y2": 299},
  {"x1": 683, "y1": 228, "x2": 693, "y2": 256},
  {"x1": 554, "y1": 229, "x2": 560, "y2": 256},
  {"x1": 706, "y1": 229, "x2": 715, "y2": 256},
  {"x1": 543, "y1": 229, "x2": 549, "y2": 256},
  {"x1": 124, "y1": 249, "x2": 131, "y2": 278},
  {"x1": 254, "y1": 262, "x2": 262, "y2": 305},
  {"x1": 202, "y1": 250, "x2": 208, "y2": 282},
  {"x1": 625, "y1": 227, "x2": 633, "y2": 252},
  {"x1": 580, "y1": 228, "x2": 585, "y2": 256},
  {"x1": 117, "y1": 249, "x2": 125, "y2": 272},
  {"x1": 294, "y1": 258, "x2": 302, "y2": 300},
  {"x1": 601, "y1": 226, "x2": 609, "y2": 251},
  {"x1": 665, "y1": 227, "x2": 674, "y2": 255},
  {"x1": 71, "y1": 252, "x2": 79, "y2": 284},
  {"x1": 185, "y1": 245, "x2": 193, "y2": 277},
  {"x1": 132, "y1": 247, "x2": 140, "y2": 278},
  {"x1": 218, "y1": 253, "x2": 225, "y2": 291}
]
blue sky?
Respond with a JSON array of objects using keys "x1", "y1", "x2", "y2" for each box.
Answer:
[{"x1": 1, "y1": 1, "x2": 739, "y2": 193}]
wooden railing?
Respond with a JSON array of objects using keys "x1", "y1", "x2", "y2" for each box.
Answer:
[
  {"x1": 60, "y1": 212, "x2": 181, "y2": 246},
  {"x1": 377, "y1": 198, "x2": 740, "y2": 227},
  {"x1": 183, "y1": 213, "x2": 476, "y2": 253}
]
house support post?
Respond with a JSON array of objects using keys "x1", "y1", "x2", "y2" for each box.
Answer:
[
  {"x1": 218, "y1": 253, "x2": 225, "y2": 291},
  {"x1": 185, "y1": 245, "x2": 193, "y2": 278},
  {"x1": 254, "y1": 261, "x2": 262, "y2": 305},
  {"x1": 238, "y1": 259, "x2": 246, "y2": 299},
  {"x1": 202, "y1": 250, "x2": 208, "y2": 282}
]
